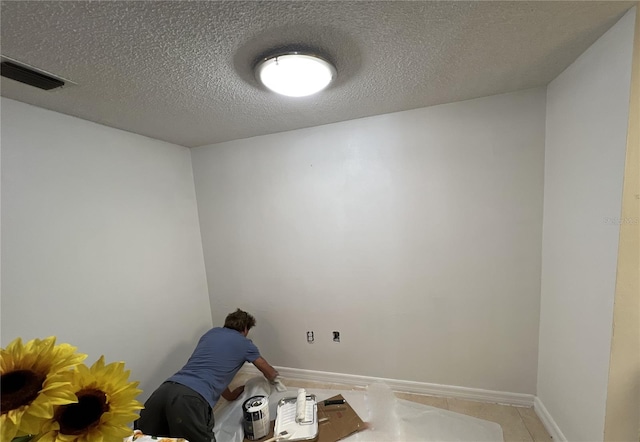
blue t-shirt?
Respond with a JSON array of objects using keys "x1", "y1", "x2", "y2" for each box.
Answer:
[{"x1": 168, "y1": 327, "x2": 261, "y2": 408}]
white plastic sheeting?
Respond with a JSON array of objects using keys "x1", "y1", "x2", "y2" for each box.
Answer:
[{"x1": 214, "y1": 377, "x2": 503, "y2": 442}]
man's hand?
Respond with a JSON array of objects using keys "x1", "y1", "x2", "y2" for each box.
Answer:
[
  {"x1": 222, "y1": 385, "x2": 245, "y2": 401},
  {"x1": 253, "y1": 357, "x2": 279, "y2": 381}
]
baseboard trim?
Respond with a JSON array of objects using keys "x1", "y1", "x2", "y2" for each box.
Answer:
[
  {"x1": 240, "y1": 365, "x2": 535, "y2": 407},
  {"x1": 534, "y1": 397, "x2": 567, "y2": 441}
]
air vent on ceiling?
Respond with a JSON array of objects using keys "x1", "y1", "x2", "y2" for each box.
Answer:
[{"x1": 1, "y1": 60, "x2": 65, "y2": 90}]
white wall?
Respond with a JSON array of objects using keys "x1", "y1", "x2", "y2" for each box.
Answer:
[
  {"x1": 192, "y1": 88, "x2": 546, "y2": 394},
  {"x1": 0, "y1": 98, "x2": 212, "y2": 399},
  {"x1": 538, "y1": 8, "x2": 635, "y2": 442}
]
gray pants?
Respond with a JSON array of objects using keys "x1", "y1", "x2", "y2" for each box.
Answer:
[{"x1": 136, "y1": 381, "x2": 215, "y2": 442}]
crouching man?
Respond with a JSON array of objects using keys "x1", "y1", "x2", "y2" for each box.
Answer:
[{"x1": 136, "y1": 309, "x2": 278, "y2": 442}]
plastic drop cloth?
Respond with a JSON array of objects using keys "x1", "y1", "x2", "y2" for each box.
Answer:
[{"x1": 214, "y1": 377, "x2": 503, "y2": 442}]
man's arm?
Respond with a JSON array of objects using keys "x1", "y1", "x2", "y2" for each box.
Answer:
[{"x1": 253, "y1": 356, "x2": 279, "y2": 381}]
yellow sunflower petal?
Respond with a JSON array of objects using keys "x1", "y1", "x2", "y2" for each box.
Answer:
[
  {"x1": 5, "y1": 337, "x2": 24, "y2": 353},
  {"x1": 35, "y1": 432, "x2": 56, "y2": 442},
  {"x1": 0, "y1": 414, "x2": 20, "y2": 440},
  {"x1": 98, "y1": 426, "x2": 130, "y2": 439},
  {"x1": 92, "y1": 355, "x2": 106, "y2": 371},
  {"x1": 89, "y1": 431, "x2": 104, "y2": 442},
  {"x1": 22, "y1": 400, "x2": 52, "y2": 418},
  {"x1": 97, "y1": 420, "x2": 134, "y2": 438},
  {"x1": 16, "y1": 407, "x2": 47, "y2": 434},
  {"x1": 57, "y1": 433, "x2": 78, "y2": 442},
  {"x1": 37, "y1": 387, "x2": 78, "y2": 404},
  {"x1": 108, "y1": 383, "x2": 142, "y2": 400}
]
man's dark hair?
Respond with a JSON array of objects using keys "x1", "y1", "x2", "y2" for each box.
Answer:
[{"x1": 224, "y1": 309, "x2": 256, "y2": 332}]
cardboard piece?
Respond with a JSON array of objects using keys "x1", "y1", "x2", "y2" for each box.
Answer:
[{"x1": 316, "y1": 394, "x2": 367, "y2": 442}]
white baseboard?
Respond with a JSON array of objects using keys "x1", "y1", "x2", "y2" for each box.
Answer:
[
  {"x1": 534, "y1": 397, "x2": 567, "y2": 441},
  {"x1": 240, "y1": 365, "x2": 535, "y2": 407}
]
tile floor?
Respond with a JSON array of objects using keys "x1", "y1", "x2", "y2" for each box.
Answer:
[{"x1": 226, "y1": 373, "x2": 552, "y2": 442}]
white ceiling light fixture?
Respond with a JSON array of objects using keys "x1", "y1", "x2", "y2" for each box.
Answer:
[{"x1": 256, "y1": 52, "x2": 336, "y2": 97}]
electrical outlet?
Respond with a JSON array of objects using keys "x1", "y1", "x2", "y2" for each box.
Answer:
[
  {"x1": 307, "y1": 331, "x2": 314, "y2": 343},
  {"x1": 333, "y1": 331, "x2": 340, "y2": 342}
]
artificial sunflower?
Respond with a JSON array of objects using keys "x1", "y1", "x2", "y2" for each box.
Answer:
[
  {"x1": 38, "y1": 355, "x2": 143, "y2": 442},
  {"x1": 1, "y1": 337, "x2": 86, "y2": 441}
]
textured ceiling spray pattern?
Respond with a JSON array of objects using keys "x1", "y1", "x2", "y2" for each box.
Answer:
[{"x1": 0, "y1": 1, "x2": 634, "y2": 147}]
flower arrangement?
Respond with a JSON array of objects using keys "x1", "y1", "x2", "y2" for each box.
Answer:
[{"x1": 1, "y1": 336, "x2": 143, "y2": 442}]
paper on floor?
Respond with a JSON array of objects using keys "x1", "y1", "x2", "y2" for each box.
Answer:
[{"x1": 214, "y1": 377, "x2": 503, "y2": 442}]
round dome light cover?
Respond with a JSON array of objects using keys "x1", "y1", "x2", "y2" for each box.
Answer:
[{"x1": 256, "y1": 53, "x2": 336, "y2": 97}]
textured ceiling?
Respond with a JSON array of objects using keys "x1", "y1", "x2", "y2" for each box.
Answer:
[{"x1": 0, "y1": 1, "x2": 634, "y2": 148}]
